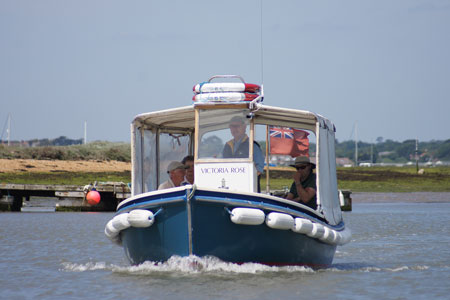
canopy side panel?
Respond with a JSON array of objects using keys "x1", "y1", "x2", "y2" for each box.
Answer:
[
  {"x1": 142, "y1": 129, "x2": 157, "y2": 193},
  {"x1": 317, "y1": 118, "x2": 340, "y2": 225},
  {"x1": 131, "y1": 125, "x2": 142, "y2": 196},
  {"x1": 326, "y1": 120, "x2": 342, "y2": 224}
]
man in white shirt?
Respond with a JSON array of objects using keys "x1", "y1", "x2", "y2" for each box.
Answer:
[{"x1": 158, "y1": 161, "x2": 189, "y2": 190}]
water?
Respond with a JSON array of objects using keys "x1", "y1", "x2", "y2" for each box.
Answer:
[{"x1": 1, "y1": 193, "x2": 449, "y2": 300}]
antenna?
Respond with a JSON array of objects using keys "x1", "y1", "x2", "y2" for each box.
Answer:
[{"x1": 260, "y1": 0, "x2": 264, "y2": 85}]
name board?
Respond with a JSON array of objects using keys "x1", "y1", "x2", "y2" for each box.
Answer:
[
  {"x1": 200, "y1": 166, "x2": 246, "y2": 174},
  {"x1": 194, "y1": 162, "x2": 257, "y2": 193}
]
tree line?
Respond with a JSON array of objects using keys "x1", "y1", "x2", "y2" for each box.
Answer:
[
  {"x1": 2, "y1": 136, "x2": 449, "y2": 164},
  {"x1": 335, "y1": 139, "x2": 450, "y2": 163}
]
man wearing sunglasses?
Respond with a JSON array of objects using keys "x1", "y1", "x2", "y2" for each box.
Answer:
[{"x1": 286, "y1": 156, "x2": 317, "y2": 210}]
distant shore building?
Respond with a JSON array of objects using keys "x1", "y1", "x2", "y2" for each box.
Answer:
[{"x1": 336, "y1": 157, "x2": 354, "y2": 167}]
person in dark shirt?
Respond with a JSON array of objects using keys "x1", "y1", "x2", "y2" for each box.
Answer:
[
  {"x1": 286, "y1": 156, "x2": 317, "y2": 210},
  {"x1": 222, "y1": 116, "x2": 264, "y2": 174}
]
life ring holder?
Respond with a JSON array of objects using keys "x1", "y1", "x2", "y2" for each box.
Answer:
[
  {"x1": 194, "y1": 75, "x2": 264, "y2": 105},
  {"x1": 207, "y1": 74, "x2": 246, "y2": 83}
]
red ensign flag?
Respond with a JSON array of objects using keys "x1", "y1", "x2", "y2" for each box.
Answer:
[{"x1": 269, "y1": 126, "x2": 309, "y2": 157}]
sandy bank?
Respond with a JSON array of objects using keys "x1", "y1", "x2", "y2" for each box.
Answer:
[{"x1": 0, "y1": 159, "x2": 130, "y2": 173}]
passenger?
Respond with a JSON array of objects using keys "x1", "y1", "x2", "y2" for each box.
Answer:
[
  {"x1": 158, "y1": 161, "x2": 188, "y2": 190},
  {"x1": 222, "y1": 116, "x2": 264, "y2": 191},
  {"x1": 181, "y1": 155, "x2": 194, "y2": 184},
  {"x1": 286, "y1": 156, "x2": 317, "y2": 210}
]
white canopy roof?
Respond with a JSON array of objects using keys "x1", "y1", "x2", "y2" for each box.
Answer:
[{"x1": 132, "y1": 103, "x2": 325, "y2": 132}]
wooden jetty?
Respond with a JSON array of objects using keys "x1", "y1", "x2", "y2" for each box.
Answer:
[
  {"x1": 0, "y1": 182, "x2": 350, "y2": 212},
  {"x1": 0, "y1": 182, "x2": 130, "y2": 211}
]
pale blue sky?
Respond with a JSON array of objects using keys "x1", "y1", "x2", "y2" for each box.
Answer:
[{"x1": 1, "y1": 0, "x2": 449, "y2": 143}]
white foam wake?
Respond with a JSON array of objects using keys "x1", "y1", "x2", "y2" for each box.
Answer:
[{"x1": 61, "y1": 255, "x2": 315, "y2": 275}]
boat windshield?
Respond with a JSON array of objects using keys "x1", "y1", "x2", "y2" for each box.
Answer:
[{"x1": 197, "y1": 108, "x2": 251, "y2": 160}]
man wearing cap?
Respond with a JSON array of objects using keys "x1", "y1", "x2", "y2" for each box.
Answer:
[
  {"x1": 222, "y1": 116, "x2": 264, "y2": 174},
  {"x1": 158, "y1": 161, "x2": 189, "y2": 190},
  {"x1": 222, "y1": 116, "x2": 265, "y2": 191},
  {"x1": 286, "y1": 156, "x2": 317, "y2": 210}
]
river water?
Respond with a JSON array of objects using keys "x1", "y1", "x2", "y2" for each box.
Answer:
[{"x1": 1, "y1": 193, "x2": 449, "y2": 300}]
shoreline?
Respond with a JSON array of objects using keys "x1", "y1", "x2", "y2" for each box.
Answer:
[{"x1": 351, "y1": 192, "x2": 450, "y2": 203}]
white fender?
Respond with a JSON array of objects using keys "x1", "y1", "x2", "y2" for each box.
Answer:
[
  {"x1": 333, "y1": 230, "x2": 342, "y2": 245},
  {"x1": 307, "y1": 223, "x2": 326, "y2": 239},
  {"x1": 112, "y1": 213, "x2": 130, "y2": 231},
  {"x1": 337, "y1": 228, "x2": 352, "y2": 245},
  {"x1": 292, "y1": 218, "x2": 314, "y2": 235},
  {"x1": 265, "y1": 212, "x2": 294, "y2": 230},
  {"x1": 105, "y1": 219, "x2": 119, "y2": 239},
  {"x1": 230, "y1": 208, "x2": 265, "y2": 225},
  {"x1": 320, "y1": 226, "x2": 338, "y2": 244},
  {"x1": 128, "y1": 209, "x2": 155, "y2": 228}
]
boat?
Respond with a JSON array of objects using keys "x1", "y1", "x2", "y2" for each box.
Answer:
[{"x1": 105, "y1": 75, "x2": 351, "y2": 267}]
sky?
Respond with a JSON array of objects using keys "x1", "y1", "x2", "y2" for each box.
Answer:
[{"x1": 1, "y1": 0, "x2": 449, "y2": 143}]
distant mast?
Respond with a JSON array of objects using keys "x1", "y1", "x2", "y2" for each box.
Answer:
[
  {"x1": 415, "y1": 138, "x2": 419, "y2": 172},
  {"x1": 7, "y1": 114, "x2": 11, "y2": 146},
  {"x1": 354, "y1": 121, "x2": 358, "y2": 166},
  {"x1": 84, "y1": 121, "x2": 87, "y2": 144}
]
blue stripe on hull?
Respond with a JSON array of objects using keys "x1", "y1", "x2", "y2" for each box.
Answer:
[{"x1": 120, "y1": 190, "x2": 336, "y2": 266}]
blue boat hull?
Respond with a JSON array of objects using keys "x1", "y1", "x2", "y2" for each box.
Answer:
[{"x1": 118, "y1": 188, "x2": 338, "y2": 267}]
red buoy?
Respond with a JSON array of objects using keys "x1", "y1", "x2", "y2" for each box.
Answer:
[{"x1": 86, "y1": 190, "x2": 101, "y2": 205}]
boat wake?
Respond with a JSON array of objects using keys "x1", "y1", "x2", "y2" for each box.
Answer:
[
  {"x1": 326, "y1": 263, "x2": 430, "y2": 273},
  {"x1": 61, "y1": 255, "x2": 315, "y2": 275},
  {"x1": 61, "y1": 256, "x2": 432, "y2": 276}
]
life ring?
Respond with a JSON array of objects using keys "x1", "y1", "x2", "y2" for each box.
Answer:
[
  {"x1": 193, "y1": 92, "x2": 259, "y2": 102},
  {"x1": 193, "y1": 82, "x2": 260, "y2": 94}
]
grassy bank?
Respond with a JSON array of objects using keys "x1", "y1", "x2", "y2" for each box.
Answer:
[
  {"x1": 263, "y1": 166, "x2": 450, "y2": 192},
  {"x1": 0, "y1": 142, "x2": 130, "y2": 162},
  {"x1": 336, "y1": 166, "x2": 450, "y2": 192},
  {"x1": 1, "y1": 166, "x2": 449, "y2": 192}
]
